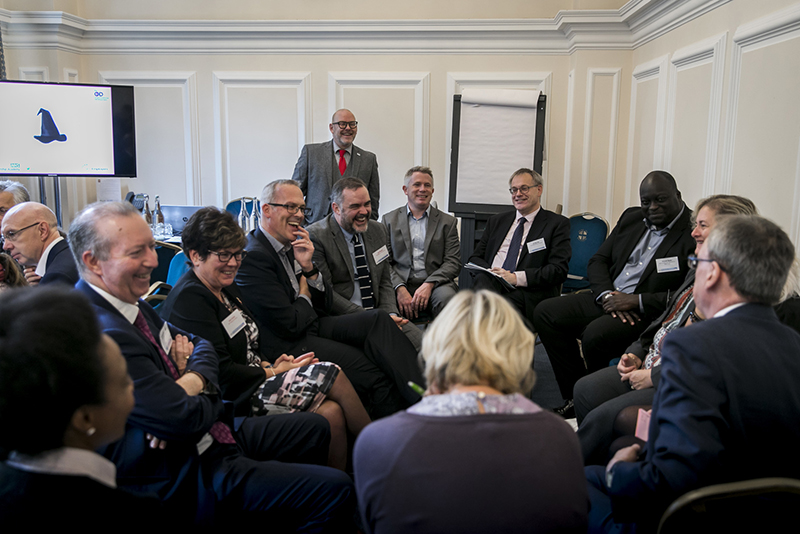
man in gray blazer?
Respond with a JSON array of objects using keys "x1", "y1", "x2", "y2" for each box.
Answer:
[
  {"x1": 291, "y1": 109, "x2": 380, "y2": 224},
  {"x1": 308, "y1": 177, "x2": 423, "y2": 351},
  {"x1": 382, "y1": 166, "x2": 460, "y2": 319}
]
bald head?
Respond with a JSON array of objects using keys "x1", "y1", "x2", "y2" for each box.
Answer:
[{"x1": 2, "y1": 202, "x2": 61, "y2": 266}]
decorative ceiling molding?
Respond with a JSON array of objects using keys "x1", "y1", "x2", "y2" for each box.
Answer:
[{"x1": 0, "y1": 0, "x2": 730, "y2": 55}]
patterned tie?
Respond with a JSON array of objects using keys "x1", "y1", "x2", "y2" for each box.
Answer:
[
  {"x1": 133, "y1": 310, "x2": 235, "y2": 444},
  {"x1": 352, "y1": 234, "x2": 375, "y2": 310},
  {"x1": 338, "y1": 149, "x2": 347, "y2": 175},
  {"x1": 502, "y1": 217, "x2": 526, "y2": 271}
]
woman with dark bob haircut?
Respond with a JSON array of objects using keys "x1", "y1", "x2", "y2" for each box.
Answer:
[
  {"x1": 0, "y1": 287, "x2": 163, "y2": 527},
  {"x1": 161, "y1": 207, "x2": 370, "y2": 470}
]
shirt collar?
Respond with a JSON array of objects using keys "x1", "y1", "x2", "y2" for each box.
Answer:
[
  {"x1": 406, "y1": 204, "x2": 431, "y2": 220},
  {"x1": 713, "y1": 301, "x2": 748, "y2": 318},
  {"x1": 332, "y1": 141, "x2": 352, "y2": 155},
  {"x1": 516, "y1": 207, "x2": 540, "y2": 224},
  {"x1": 8, "y1": 447, "x2": 118, "y2": 488},
  {"x1": 644, "y1": 205, "x2": 685, "y2": 235},
  {"x1": 34, "y1": 236, "x2": 64, "y2": 277},
  {"x1": 338, "y1": 223, "x2": 357, "y2": 243},
  {"x1": 261, "y1": 226, "x2": 292, "y2": 255},
  {"x1": 87, "y1": 281, "x2": 140, "y2": 324}
]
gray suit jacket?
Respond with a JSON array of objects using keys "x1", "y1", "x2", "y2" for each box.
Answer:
[
  {"x1": 308, "y1": 214, "x2": 397, "y2": 316},
  {"x1": 291, "y1": 139, "x2": 380, "y2": 224},
  {"x1": 381, "y1": 205, "x2": 460, "y2": 290}
]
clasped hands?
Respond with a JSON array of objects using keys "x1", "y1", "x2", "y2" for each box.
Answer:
[
  {"x1": 396, "y1": 282, "x2": 434, "y2": 320},
  {"x1": 617, "y1": 352, "x2": 653, "y2": 390},
  {"x1": 602, "y1": 291, "x2": 640, "y2": 324}
]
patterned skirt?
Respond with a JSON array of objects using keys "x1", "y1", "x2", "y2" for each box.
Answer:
[{"x1": 251, "y1": 362, "x2": 340, "y2": 417}]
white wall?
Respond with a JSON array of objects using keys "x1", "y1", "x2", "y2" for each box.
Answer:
[{"x1": 1, "y1": 0, "x2": 799, "y2": 243}]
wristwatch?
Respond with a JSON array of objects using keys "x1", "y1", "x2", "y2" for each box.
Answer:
[{"x1": 301, "y1": 265, "x2": 319, "y2": 278}]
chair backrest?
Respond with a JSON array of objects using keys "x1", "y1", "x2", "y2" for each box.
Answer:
[
  {"x1": 149, "y1": 241, "x2": 182, "y2": 286},
  {"x1": 166, "y1": 251, "x2": 190, "y2": 287},
  {"x1": 562, "y1": 212, "x2": 609, "y2": 292},
  {"x1": 658, "y1": 477, "x2": 800, "y2": 534}
]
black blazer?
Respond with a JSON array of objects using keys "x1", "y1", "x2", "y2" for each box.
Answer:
[
  {"x1": 40, "y1": 239, "x2": 79, "y2": 286},
  {"x1": 160, "y1": 269, "x2": 266, "y2": 417},
  {"x1": 469, "y1": 208, "x2": 571, "y2": 302},
  {"x1": 587, "y1": 205, "x2": 695, "y2": 316},
  {"x1": 235, "y1": 227, "x2": 332, "y2": 355}
]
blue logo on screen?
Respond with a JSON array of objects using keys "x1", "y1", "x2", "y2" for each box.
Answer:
[
  {"x1": 94, "y1": 89, "x2": 109, "y2": 102},
  {"x1": 95, "y1": 91, "x2": 103, "y2": 97},
  {"x1": 10, "y1": 163, "x2": 20, "y2": 170}
]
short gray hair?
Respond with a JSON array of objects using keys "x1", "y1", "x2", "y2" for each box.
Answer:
[
  {"x1": 260, "y1": 179, "x2": 301, "y2": 207},
  {"x1": 421, "y1": 290, "x2": 536, "y2": 395},
  {"x1": 705, "y1": 215, "x2": 795, "y2": 305},
  {"x1": 68, "y1": 201, "x2": 140, "y2": 276},
  {"x1": 508, "y1": 168, "x2": 543, "y2": 188},
  {"x1": 403, "y1": 166, "x2": 433, "y2": 189},
  {"x1": 330, "y1": 177, "x2": 367, "y2": 208},
  {"x1": 0, "y1": 180, "x2": 31, "y2": 204}
]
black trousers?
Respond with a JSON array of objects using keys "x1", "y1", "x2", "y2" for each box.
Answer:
[
  {"x1": 468, "y1": 270, "x2": 553, "y2": 332},
  {"x1": 289, "y1": 309, "x2": 423, "y2": 419},
  {"x1": 533, "y1": 292, "x2": 650, "y2": 400}
]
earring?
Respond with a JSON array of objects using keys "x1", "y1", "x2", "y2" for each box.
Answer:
[{"x1": 86, "y1": 427, "x2": 96, "y2": 436}]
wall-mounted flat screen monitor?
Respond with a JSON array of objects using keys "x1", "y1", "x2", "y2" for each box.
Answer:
[{"x1": 0, "y1": 80, "x2": 136, "y2": 177}]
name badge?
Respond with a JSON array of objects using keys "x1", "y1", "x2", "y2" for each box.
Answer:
[
  {"x1": 373, "y1": 245, "x2": 390, "y2": 265},
  {"x1": 294, "y1": 259, "x2": 302, "y2": 275},
  {"x1": 159, "y1": 322, "x2": 173, "y2": 355},
  {"x1": 527, "y1": 238, "x2": 546, "y2": 253},
  {"x1": 656, "y1": 256, "x2": 680, "y2": 273},
  {"x1": 222, "y1": 309, "x2": 247, "y2": 338}
]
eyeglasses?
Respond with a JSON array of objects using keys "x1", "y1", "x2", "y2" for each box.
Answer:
[
  {"x1": 333, "y1": 121, "x2": 358, "y2": 129},
  {"x1": 268, "y1": 203, "x2": 312, "y2": 217},
  {"x1": 509, "y1": 185, "x2": 535, "y2": 195},
  {"x1": 687, "y1": 254, "x2": 726, "y2": 272},
  {"x1": 2, "y1": 221, "x2": 41, "y2": 242},
  {"x1": 209, "y1": 250, "x2": 247, "y2": 263}
]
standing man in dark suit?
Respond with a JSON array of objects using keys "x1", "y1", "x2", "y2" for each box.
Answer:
[
  {"x1": 69, "y1": 201, "x2": 354, "y2": 529},
  {"x1": 467, "y1": 168, "x2": 571, "y2": 329},
  {"x1": 292, "y1": 109, "x2": 380, "y2": 224},
  {"x1": 236, "y1": 179, "x2": 423, "y2": 418},
  {"x1": 307, "y1": 177, "x2": 424, "y2": 350},
  {"x1": 534, "y1": 171, "x2": 695, "y2": 418},
  {"x1": 2, "y1": 201, "x2": 78, "y2": 286},
  {"x1": 587, "y1": 215, "x2": 800, "y2": 533},
  {"x1": 382, "y1": 166, "x2": 460, "y2": 318}
]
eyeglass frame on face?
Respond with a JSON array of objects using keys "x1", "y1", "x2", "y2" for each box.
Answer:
[
  {"x1": 267, "y1": 203, "x2": 312, "y2": 217},
  {"x1": 333, "y1": 121, "x2": 358, "y2": 130},
  {"x1": 2, "y1": 221, "x2": 42, "y2": 242},
  {"x1": 209, "y1": 250, "x2": 248, "y2": 263},
  {"x1": 509, "y1": 185, "x2": 538, "y2": 195},
  {"x1": 687, "y1": 253, "x2": 727, "y2": 272}
]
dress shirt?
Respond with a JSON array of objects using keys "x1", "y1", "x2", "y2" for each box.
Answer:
[
  {"x1": 713, "y1": 302, "x2": 747, "y2": 318},
  {"x1": 490, "y1": 207, "x2": 540, "y2": 287},
  {"x1": 7, "y1": 447, "x2": 117, "y2": 488},
  {"x1": 34, "y1": 236, "x2": 64, "y2": 277},
  {"x1": 332, "y1": 141, "x2": 352, "y2": 170},
  {"x1": 406, "y1": 205, "x2": 431, "y2": 281},
  {"x1": 262, "y1": 227, "x2": 323, "y2": 305},
  {"x1": 338, "y1": 225, "x2": 368, "y2": 308}
]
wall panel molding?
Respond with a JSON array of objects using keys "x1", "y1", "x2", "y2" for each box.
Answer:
[
  {"x1": 581, "y1": 68, "x2": 621, "y2": 222},
  {"x1": 445, "y1": 72, "x2": 552, "y2": 209},
  {"x1": 562, "y1": 69, "x2": 576, "y2": 215},
  {"x1": 212, "y1": 71, "x2": 312, "y2": 205},
  {"x1": 62, "y1": 67, "x2": 78, "y2": 82},
  {"x1": 624, "y1": 54, "x2": 668, "y2": 206},
  {"x1": 0, "y1": 0, "x2": 730, "y2": 55},
  {"x1": 99, "y1": 70, "x2": 200, "y2": 204},
  {"x1": 663, "y1": 32, "x2": 726, "y2": 197},
  {"x1": 18, "y1": 65, "x2": 48, "y2": 80}
]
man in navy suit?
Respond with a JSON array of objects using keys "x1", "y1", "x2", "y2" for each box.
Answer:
[
  {"x1": 292, "y1": 109, "x2": 381, "y2": 224},
  {"x1": 2, "y1": 201, "x2": 78, "y2": 286},
  {"x1": 534, "y1": 171, "x2": 695, "y2": 417},
  {"x1": 69, "y1": 201, "x2": 354, "y2": 529},
  {"x1": 467, "y1": 168, "x2": 571, "y2": 328},
  {"x1": 586, "y1": 215, "x2": 800, "y2": 533}
]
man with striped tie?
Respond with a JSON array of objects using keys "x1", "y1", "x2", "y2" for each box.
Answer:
[{"x1": 308, "y1": 177, "x2": 424, "y2": 352}]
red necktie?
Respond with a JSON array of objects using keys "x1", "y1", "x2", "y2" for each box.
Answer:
[
  {"x1": 338, "y1": 149, "x2": 347, "y2": 175},
  {"x1": 133, "y1": 310, "x2": 235, "y2": 444}
]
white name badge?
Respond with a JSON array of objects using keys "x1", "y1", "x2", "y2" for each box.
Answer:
[
  {"x1": 373, "y1": 245, "x2": 390, "y2": 265},
  {"x1": 527, "y1": 238, "x2": 546, "y2": 253},
  {"x1": 222, "y1": 309, "x2": 247, "y2": 339},
  {"x1": 294, "y1": 259, "x2": 303, "y2": 275},
  {"x1": 656, "y1": 256, "x2": 680, "y2": 273},
  {"x1": 159, "y1": 322, "x2": 173, "y2": 355}
]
